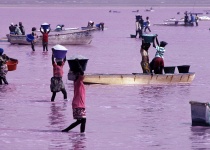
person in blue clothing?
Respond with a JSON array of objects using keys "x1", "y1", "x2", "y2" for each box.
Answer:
[{"x1": 150, "y1": 36, "x2": 168, "y2": 74}]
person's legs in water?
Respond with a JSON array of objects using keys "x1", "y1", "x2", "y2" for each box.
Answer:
[
  {"x1": 62, "y1": 118, "x2": 86, "y2": 133},
  {"x1": 51, "y1": 92, "x2": 56, "y2": 102},
  {"x1": 2, "y1": 77, "x2": 8, "y2": 84},
  {"x1": 80, "y1": 118, "x2": 86, "y2": 133},
  {"x1": 42, "y1": 42, "x2": 45, "y2": 52},
  {"x1": 0, "y1": 77, "x2": 3, "y2": 85},
  {"x1": 46, "y1": 42, "x2": 48, "y2": 51},
  {"x1": 31, "y1": 42, "x2": 35, "y2": 51},
  {"x1": 61, "y1": 88, "x2": 67, "y2": 100}
]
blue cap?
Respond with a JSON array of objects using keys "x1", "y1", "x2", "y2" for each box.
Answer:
[{"x1": 0, "y1": 48, "x2": 4, "y2": 55}]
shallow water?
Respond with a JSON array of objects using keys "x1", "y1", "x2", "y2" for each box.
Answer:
[{"x1": 0, "y1": 6, "x2": 210, "y2": 149}]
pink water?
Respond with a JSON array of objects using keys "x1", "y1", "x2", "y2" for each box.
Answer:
[{"x1": 1, "y1": 6, "x2": 210, "y2": 149}]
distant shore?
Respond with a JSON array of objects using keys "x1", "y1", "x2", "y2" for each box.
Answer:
[{"x1": 0, "y1": 4, "x2": 209, "y2": 8}]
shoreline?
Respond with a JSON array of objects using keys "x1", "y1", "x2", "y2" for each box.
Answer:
[{"x1": 0, "y1": 4, "x2": 209, "y2": 8}]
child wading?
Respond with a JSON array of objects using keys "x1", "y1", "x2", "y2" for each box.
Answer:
[
  {"x1": 40, "y1": 27, "x2": 51, "y2": 52},
  {"x1": 62, "y1": 60, "x2": 86, "y2": 133},
  {"x1": 50, "y1": 51, "x2": 67, "y2": 102}
]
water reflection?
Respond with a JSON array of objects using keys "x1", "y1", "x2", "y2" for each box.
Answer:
[
  {"x1": 68, "y1": 132, "x2": 86, "y2": 150},
  {"x1": 48, "y1": 102, "x2": 67, "y2": 126},
  {"x1": 190, "y1": 126, "x2": 210, "y2": 150}
]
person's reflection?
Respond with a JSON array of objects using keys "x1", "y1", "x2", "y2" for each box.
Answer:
[
  {"x1": 68, "y1": 133, "x2": 86, "y2": 150},
  {"x1": 49, "y1": 102, "x2": 66, "y2": 126},
  {"x1": 190, "y1": 126, "x2": 210, "y2": 149}
]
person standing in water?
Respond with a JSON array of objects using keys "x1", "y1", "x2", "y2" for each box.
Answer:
[
  {"x1": 62, "y1": 60, "x2": 86, "y2": 133},
  {"x1": 144, "y1": 16, "x2": 151, "y2": 32},
  {"x1": 50, "y1": 51, "x2": 67, "y2": 102},
  {"x1": 140, "y1": 42, "x2": 151, "y2": 73},
  {"x1": 40, "y1": 27, "x2": 51, "y2": 52},
  {"x1": 31, "y1": 27, "x2": 37, "y2": 51}
]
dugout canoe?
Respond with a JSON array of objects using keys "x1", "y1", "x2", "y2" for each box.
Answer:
[{"x1": 68, "y1": 72, "x2": 195, "y2": 85}]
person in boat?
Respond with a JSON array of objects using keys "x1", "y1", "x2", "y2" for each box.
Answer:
[
  {"x1": 140, "y1": 42, "x2": 151, "y2": 73},
  {"x1": 87, "y1": 21, "x2": 94, "y2": 27},
  {"x1": 150, "y1": 36, "x2": 168, "y2": 74},
  {"x1": 50, "y1": 52, "x2": 67, "y2": 102},
  {"x1": 40, "y1": 27, "x2": 51, "y2": 52},
  {"x1": 144, "y1": 16, "x2": 151, "y2": 32},
  {"x1": 14, "y1": 24, "x2": 22, "y2": 35},
  {"x1": 195, "y1": 14, "x2": 199, "y2": 26},
  {"x1": 9, "y1": 23, "x2": 16, "y2": 34},
  {"x1": 0, "y1": 48, "x2": 18, "y2": 85},
  {"x1": 55, "y1": 24, "x2": 64, "y2": 31},
  {"x1": 62, "y1": 59, "x2": 86, "y2": 133},
  {"x1": 19, "y1": 22, "x2": 25, "y2": 35},
  {"x1": 31, "y1": 27, "x2": 37, "y2": 51}
]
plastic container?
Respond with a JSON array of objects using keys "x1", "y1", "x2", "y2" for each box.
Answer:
[
  {"x1": 41, "y1": 23, "x2": 50, "y2": 30},
  {"x1": 52, "y1": 44, "x2": 68, "y2": 59},
  {"x1": 177, "y1": 65, "x2": 190, "y2": 73},
  {"x1": 26, "y1": 34, "x2": 34, "y2": 42},
  {"x1": 7, "y1": 60, "x2": 18, "y2": 71},
  {"x1": 68, "y1": 59, "x2": 88, "y2": 72},
  {"x1": 142, "y1": 34, "x2": 157, "y2": 43},
  {"x1": 164, "y1": 66, "x2": 176, "y2": 74}
]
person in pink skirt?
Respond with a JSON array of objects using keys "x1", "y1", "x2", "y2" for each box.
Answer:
[{"x1": 62, "y1": 60, "x2": 86, "y2": 133}]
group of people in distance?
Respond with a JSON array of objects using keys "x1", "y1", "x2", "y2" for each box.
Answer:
[
  {"x1": 140, "y1": 35, "x2": 168, "y2": 74},
  {"x1": 9, "y1": 22, "x2": 25, "y2": 35},
  {"x1": 184, "y1": 12, "x2": 199, "y2": 26},
  {"x1": 135, "y1": 15, "x2": 151, "y2": 38}
]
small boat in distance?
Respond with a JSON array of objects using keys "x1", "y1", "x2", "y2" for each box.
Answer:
[{"x1": 145, "y1": 7, "x2": 154, "y2": 12}]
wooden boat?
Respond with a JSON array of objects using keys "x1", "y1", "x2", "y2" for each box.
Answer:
[
  {"x1": 189, "y1": 101, "x2": 210, "y2": 126},
  {"x1": 68, "y1": 72, "x2": 195, "y2": 85},
  {"x1": 6, "y1": 29, "x2": 93, "y2": 45}
]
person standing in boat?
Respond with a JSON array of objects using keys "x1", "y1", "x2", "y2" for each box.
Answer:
[
  {"x1": 14, "y1": 24, "x2": 22, "y2": 35},
  {"x1": 144, "y1": 16, "x2": 151, "y2": 32},
  {"x1": 150, "y1": 36, "x2": 167, "y2": 74},
  {"x1": 19, "y1": 22, "x2": 25, "y2": 35},
  {"x1": 50, "y1": 52, "x2": 67, "y2": 102},
  {"x1": 62, "y1": 59, "x2": 86, "y2": 133},
  {"x1": 140, "y1": 42, "x2": 151, "y2": 73},
  {"x1": 40, "y1": 27, "x2": 51, "y2": 52}
]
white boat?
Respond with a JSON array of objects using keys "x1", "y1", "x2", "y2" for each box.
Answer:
[
  {"x1": 68, "y1": 72, "x2": 195, "y2": 85},
  {"x1": 6, "y1": 29, "x2": 93, "y2": 45},
  {"x1": 198, "y1": 16, "x2": 210, "y2": 21},
  {"x1": 189, "y1": 101, "x2": 210, "y2": 126}
]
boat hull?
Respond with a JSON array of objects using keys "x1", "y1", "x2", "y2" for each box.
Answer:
[
  {"x1": 6, "y1": 30, "x2": 93, "y2": 45},
  {"x1": 68, "y1": 72, "x2": 195, "y2": 85}
]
